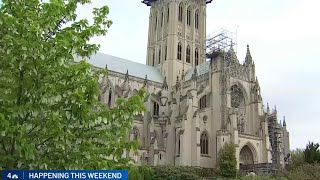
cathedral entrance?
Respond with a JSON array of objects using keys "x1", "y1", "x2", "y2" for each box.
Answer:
[{"x1": 239, "y1": 145, "x2": 254, "y2": 165}]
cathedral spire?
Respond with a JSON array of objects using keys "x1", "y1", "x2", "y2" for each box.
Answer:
[
  {"x1": 283, "y1": 116, "x2": 287, "y2": 127},
  {"x1": 121, "y1": 70, "x2": 130, "y2": 92},
  {"x1": 124, "y1": 70, "x2": 129, "y2": 82},
  {"x1": 267, "y1": 103, "x2": 270, "y2": 113},
  {"x1": 228, "y1": 42, "x2": 237, "y2": 62},
  {"x1": 105, "y1": 64, "x2": 108, "y2": 77},
  {"x1": 162, "y1": 77, "x2": 168, "y2": 90},
  {"x1": 143, "y1": 75, "x2": 148, "y2": 88},
  {"x1": 245, "y1": 45, "x2": 252, "y2": 65}
]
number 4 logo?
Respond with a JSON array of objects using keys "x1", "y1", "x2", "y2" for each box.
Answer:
[{"x1": 7, "y1": 173, "x2": 18, "y2": 179}]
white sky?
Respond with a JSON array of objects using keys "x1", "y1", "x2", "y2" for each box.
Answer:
[{"x1": 76, "y1": 0, "x2": 320, "y2": 150}]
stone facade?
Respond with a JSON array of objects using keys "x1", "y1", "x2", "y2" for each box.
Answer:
[{"x1": 87, "y1": 0, "x2": 290, "y2": 169}]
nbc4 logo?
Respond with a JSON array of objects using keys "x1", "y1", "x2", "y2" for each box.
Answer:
[{"x1": 6, "y1": 173, "x2": 19, "y2": 179}]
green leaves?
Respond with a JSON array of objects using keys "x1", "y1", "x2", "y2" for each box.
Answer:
[
  {"x1": 217, "y1": 143, "x2": 237, "y2": 178},
  {"x1": 0, "y1": 0, "x2": 144, "y2": 170},
  {"x1": 304, "y1": 141, "x2": 320, "y2": 164}
]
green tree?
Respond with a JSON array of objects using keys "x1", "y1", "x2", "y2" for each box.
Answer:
[
  {"x1": 287, "y1": 148, "x2": 305, "y2": 169},
  {"x1": 304, "y1": 142, "x2": 320, "y2": 164},
  {"x1": 217, "y1": 142, "x2": 237, "y2": 178},
  {"x1": 0, "y1": 0, "x2": 145, "y2": 170}
]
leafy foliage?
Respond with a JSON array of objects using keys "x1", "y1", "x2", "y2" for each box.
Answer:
[
  {"x1": 151, "y1": 166, "x2": 204, "y2": 180},
  {"x1": 303, "y1": 141, "x2": 320, "y2": 164},
  {"x1": 217, "y1": 143, "x2": 237, "y2": 178},
  {"x1": 283, "y1": 163, "x2": 320, "y2": 180},
  {"x1": 287, "y1": 148, "x2": 305, "y2": 170},
  {"x1": 128, "y1": 165, "x2": 154, "y2": 180},
  {"x1": 0, "y1": 0, "x2": 145, "y2": 170}
]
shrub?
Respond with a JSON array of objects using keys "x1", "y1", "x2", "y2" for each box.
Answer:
[
  {"x1": 129, "y1": 165, "x2": 154, "y2": 180},
  {"x1": 284, "y1": 163, "x2": 320, "y2": 180},
  {"x1": 152, "y1": 166, "x2": 201, "y2": 180},
  {"x1": 217, "y1": 143, "x2": 237, "y2": 178}
]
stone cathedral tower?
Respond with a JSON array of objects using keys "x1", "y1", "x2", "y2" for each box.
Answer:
[{"x1": 144, "y1": 0, "x2": 212, "y2": 87}]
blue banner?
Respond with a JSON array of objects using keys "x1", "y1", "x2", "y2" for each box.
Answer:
[{"x1": 2, "y1": 170, "x2": 128, "y2": 180}]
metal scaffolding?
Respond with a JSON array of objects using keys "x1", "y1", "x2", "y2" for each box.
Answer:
[
  {"x1": 206, "y1": 28, "x2": 237, "y2": 59},
  {"x1": 267, "y1": 111, "x2": 282, "y2": 166}
]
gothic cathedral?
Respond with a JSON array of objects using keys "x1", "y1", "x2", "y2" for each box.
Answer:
[{"x1": 86, "y1": 0, "x2": 290, "y2": 169}]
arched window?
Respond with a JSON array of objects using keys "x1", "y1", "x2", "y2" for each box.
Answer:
[
  {"x1": 165, "y1": 44, "x2": 167, "y2": 61},
  {"x1": 240, "y1": 145, "x2": 254, "y2": 165},
  {"x1": 152, "y1": 49, "x2": 155, "y2": 66},
  {"x1": 155, "y1": 11, "x2": 158, "y2": 30},
  {"x1": 161, "y1": 10, "x2": 164, "y2": 27},
  {"x1": 187, "y1": 6, "x2": 191, "y2": 26},
  {"x1": 199, "y1": 95, "x2": 207, "y2": 109},
  {"x1": 177, "y1": 42, "x2": 182, "y2": 60},
  {"x1": 153, "y1": 102, "x2": 159, "y2": 116},
  {"x1": 133, "y1": 127, "x2": 139, "y2": 140},
  {"x1": 108, "y1": 91, "x2": 112, "y2": 107},
  {"x1": 200, "y1": 131, "x2": 209, "y2": 155},
  {"x1": 167, "y1": 7, "x2": 170, "y2": 23},
  {"x1": 186, "y1": 45, "x2": 190, "y2": 63},
  {"x1": 195, "y1": 10, "x2": 199, "y2": 29},
  {"x1": 177, "y1": 135, "x2": 181, "y2": 155},
  {"x1": 178, "y1": 3, "x2": 183, "y2": 22},
  {"x1": 158, "y1": 46, "x2": 161, "y2": 63},
  {"x1": 195, "y1": 48, "x2": 199, "y2": 65},
  {"x1": 230, "y1": 84, "x2": 244, "y2": 108}
]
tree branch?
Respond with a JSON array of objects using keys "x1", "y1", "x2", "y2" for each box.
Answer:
[
  {"x1": 45, "y1": 16, "x2": 66, "y2": 42},
  {"x1": 37, "y1": 137, "x2": 53, "y2": 148},
  {"x1": 27, "y1": 124, "x2": 38, "y2": 135},
  {"x1": 19, "y1": 112, "x2": 30, "y2": 125},
  {"x1": 1, "y1": 141, "x2": 8, "y2": 154},
  {"x1": 10, "y1": 139, "x2": 15, "y2": 156}
]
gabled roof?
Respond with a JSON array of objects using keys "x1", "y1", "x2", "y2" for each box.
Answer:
[{"x1": 76, "y1": 52, "x2": 164, "y2": 83}]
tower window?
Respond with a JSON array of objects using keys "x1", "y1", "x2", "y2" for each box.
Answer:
[
  {"x1": 153, "y1": 102, "x2": 159, "y2": 116},
  {"x1": 177, "y1": 135, "x2": 181, "y2": 155},
  {"x1": 195, "y1": 10, "x2": 199, "y2": 29},
  {"x1": 177, "y1": 42, "x2": 182, "y2": 60},
  {"x1": 187, "y1": 6, "x2": 191, "y2": 26},
  {"x1": 178, "y1": 3, "x2": 183, "y2": 22},
  {"x1": 199, "y1": 95, "x2": 207, "y2": 109},
  {"x1": 152, "y1": 49, "x2": 155, "y2": 66},
  {"x1": 167, "y1": 7, "x2": 169, "y2": 23},
  {"x1": 186, "y1": 45, "x2": 190, "y2": 63},
  {"x1": 108, "y1": 90, "x2": 112, "y2": 107},
  {"x1": 155, "y1": 12, "x2": 158, "y2": 30},
  {"x1": 158, "y1": 47, "x2": 161, "y2": 63},
  {"x1": 165, "y1": 44, "x2": 167, "y2": 61},
  {"x1": 195, "y1": 48, "x2": 199, "y2": 65},
  {"x1": 161, "y1": 11, "x2": 164, "y2": 27},
  {"x1": 200, "y1": 131, "x2": 209, "y2": 155}
]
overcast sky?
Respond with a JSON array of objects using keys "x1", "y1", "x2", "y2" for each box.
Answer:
[{"x1": 76, "y1": 0, "x2": 320, "y2": 150}]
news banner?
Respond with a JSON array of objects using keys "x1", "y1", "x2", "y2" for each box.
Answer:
[{"x1": 2, "y1": 170, "x2": 128, "y2": 180}]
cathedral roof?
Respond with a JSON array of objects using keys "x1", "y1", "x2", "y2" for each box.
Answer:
[
  {"x1": 79, "y1": 52, "x2": 164, "y2": 83},
  {"x1": 184, "y1": 61, "x2": 211, "y2": 81}
]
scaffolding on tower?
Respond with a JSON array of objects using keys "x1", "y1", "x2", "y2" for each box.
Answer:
[{"x1": 206, "y1": 28, "x2": 237, "y2": 59}]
